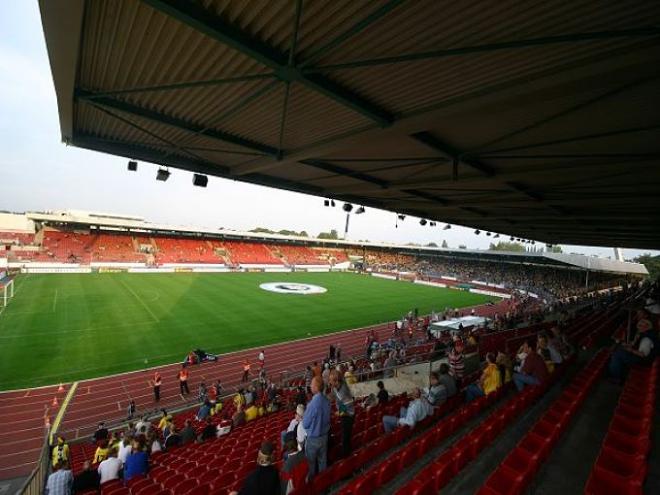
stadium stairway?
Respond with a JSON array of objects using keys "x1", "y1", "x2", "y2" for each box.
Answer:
[
  {"x1": 380, "y1": 354, "x2": 576, "y2": 495},
  {"x1": 475, "y1": 349, "x2": 610, "y2": 495},
  {"x1": 584, "y1": 358, "x2": 658, "y2": 495}
]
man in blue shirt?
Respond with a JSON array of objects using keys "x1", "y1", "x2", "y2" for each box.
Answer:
[
  {"x1": 302, "y1": 376, "x2": 330, "y2": 478},
  {"x1": 45, "y1": 460, "x2": 73, "y2": 495}
]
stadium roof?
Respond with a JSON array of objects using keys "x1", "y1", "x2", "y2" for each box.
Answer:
[
  {"x1": 23, "y1": 210, "x2": 648, "y2": 275},
  {"x1": 39, "y1": 1, "x2": 660, "y2": 250}
]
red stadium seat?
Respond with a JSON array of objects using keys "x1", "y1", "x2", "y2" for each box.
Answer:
[
  {"x1": 375, "y1": 457, "x2": 397, "y2": 486},
  {"x1": 501, "y1": 447, "x2": 538, "y2": 486},
  {"x1": 482, "y1": 465, "x2": 525, "y2": 495}
]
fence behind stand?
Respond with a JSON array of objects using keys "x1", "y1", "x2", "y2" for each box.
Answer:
[{"x1": 18, "y1": 430, "x2": 50, "y2": 495}]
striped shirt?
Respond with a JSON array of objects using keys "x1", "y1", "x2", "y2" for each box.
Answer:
[{"x1": 448, "y1": 351, "x2": 465, "y2": 379}]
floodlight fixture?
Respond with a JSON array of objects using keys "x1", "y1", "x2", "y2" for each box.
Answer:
[
  {"x1": 420, "y1": 219, "x2": 427, "y2": 226},
  {"x1": 127, "y1": 160, "x2": 138, "y2": 171},
  {"x1": 342, "y1": 203, "x2": 353, "y2": 213},
  {"x1": 324, "y1": 199, "x2": 330, "y2": 207},
  {"x1": 486, "y1": 232, "x2": 491, "y2": 236},
  {"x1": 156, "y1": 168, "x2": 171, "y2": 181},
  {"x1": 192, "y1": 174, "x2": 208, "y2": 187},
  {"x1": 474, "y1": 229, "x2": 481, "y2": 235},
  {"x1": 397, "y1": 214, "x2": 406, "y2": 221},
  {"x1": 443, "y1": 224, "x2": 451, "y2": 230},
  {"x1": 331, "y1": 200, "x2": 336, "y2": 207},
  {"x1": 355, "y1": 206, "x2": 366, "y2": 214},
  {"x1": 494, "y1": 233, "x2": 500, "y2": 238},
  {"x1": 429, "y1": 221, "x2": 436, "y2": 227}
]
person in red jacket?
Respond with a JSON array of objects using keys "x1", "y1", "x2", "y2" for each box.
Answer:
[{"x1": 513, "y1": 340, "x2": 549, "y2": 391}]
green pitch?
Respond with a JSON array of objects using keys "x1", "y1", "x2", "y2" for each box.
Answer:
[{"x1": 0, "y1": 272, "x2": 497, "y2": 389}]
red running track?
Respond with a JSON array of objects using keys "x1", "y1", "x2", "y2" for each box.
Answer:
[{"x1": 0, "y1": 300, "x2": 508, "y2": 479}]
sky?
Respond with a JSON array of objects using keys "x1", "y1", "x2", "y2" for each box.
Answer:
[{"x1": 0, "y1": 2, "x2": 656, "y2": 262}]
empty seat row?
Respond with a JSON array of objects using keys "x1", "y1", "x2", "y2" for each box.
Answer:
[
  {"x1": 585, "y1": 358, "x2": 657, "y2": 495},
  {"x1": 476, "y1": 349, "x2": 610, "y2": 495}
]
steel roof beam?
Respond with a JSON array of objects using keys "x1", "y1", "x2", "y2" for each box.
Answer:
[
  {"x1": 78, "y1": 73, "x2": 275, "y2": 98},
  {"x1": 141, "y1": 0, "x2": 394, "y2": 127},
  {"x1": 76, "y1": 89, "x2": 279, "y2": 157},
  {"x1": 410, "y1": 132, "x2": 496, "y2": 177},
  {"x1": 300, "y1": 159, "x2": 390, "y2": 189},
  {"x1": 306, "y1": 27, "x2": 660, "y2": 72}
]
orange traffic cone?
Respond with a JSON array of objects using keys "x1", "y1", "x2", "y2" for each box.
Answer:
[
  {"x1": 52, "y1": 396, "x2": 58, "y2": 407},
  {"x1": 58, "y1": 383, "x2": 64, "y2": 393}
]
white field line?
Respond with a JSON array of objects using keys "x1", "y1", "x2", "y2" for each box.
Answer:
[{"x1": 117, "y1": 278, "x2": 160, "y2": 322}]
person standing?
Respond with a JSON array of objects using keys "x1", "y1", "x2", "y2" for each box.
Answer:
[
  {"x1": 242, "y1": 359, "x2": 251, "y2": 383},
  {"x1": 448, "y1": 338, "x2": 465, "y2": 387},
  {"x1": 126, "y1": 400, "x2": 136, "y2": 421},
  {"x1": 329, "y1": 370, "x2": 355, "y2": 457},
  {"x1": 46, "y1": 460, "x2": 73, "y2": 495},
  {"x1": 153, "y1": 371, "x2": 162, "y2": 402},
  {"x1": 51, "y1": 435, "x2": 70, "y2": 468},
  {"x1": 302, "y1": 376, "x2": 330, "y2": 479},
  {"x1": 178, "y1": 366, "x2": 190, "y2": 395},
  {"x1": 258, "y1": 350, "x2": 265, "y2": 369}
]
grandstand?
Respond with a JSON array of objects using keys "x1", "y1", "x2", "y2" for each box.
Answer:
[{"x1": 2, "y1": 1, "x2": 658, "y2": 495}]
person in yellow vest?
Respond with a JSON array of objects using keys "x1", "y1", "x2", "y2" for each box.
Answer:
[
  {"x1": 245, "y1": 403, "x2": 259, "y2": 422},
  {"x1": 344, "y1": 366, "x2": 358, "y2": 385},
  {"x1": 465, "y1": 353, "x2": 502, "y2": 402},
  {"x1": 233, "y1": 389, "x2": 246, "y2": 409},
  {"x1": 496, "y1": 351, "x2": 513, "y2": 383},
  {"x1": 93, "y1": 440, "x2": 109, "y2": 464},
  {"x1": 51, "y1": 435, "x2": 70, "y2": 467},
  {"x1": 157, "y1": 409, "x2": 172, "y2": 433}
]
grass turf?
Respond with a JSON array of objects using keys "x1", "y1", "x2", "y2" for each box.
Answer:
[{"x1": 0, "y1": 272, "x2": 497, "y2": 389}]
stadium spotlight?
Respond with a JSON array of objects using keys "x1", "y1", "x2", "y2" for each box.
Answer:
[
  {"x1": 474, "y1": 229, "x2": 481, "y2": 235},
  {"x1": 127, "y1": 160, "x2": 138, "y2": 171},
  {"x1": 355, "y1": 206, "x2": 366, "y2": 214},
  {"x1": 494, "y1": 233, "x2": 500, "y2": 238},
  {"x1": 443, "y1": 224, "x2": 451, "y2": 230},
  {"x1": 192, "y1": 174, "x2": 208, "y2": 187},
  {"x1": 324, "y1": 199, "x2": 330, "y2": 207},
  {"x1": 156, "y1": 168, "x2": 171, "y2": 181},
  {"x1": 510, "y1": 236, "x2": 515, "y2": 241},
  {"x1": 331, "y1": 200, "x2": 336, "y2": 207},
  {"x1": 397, "y1": 214, "x2": 406, "y2": 221},
  {"x1": 486, "y1": 232, "x2": 491, "y2": 236},
  {"x1": 429, "y1": 221, "x2": 436, "y2": 227},
  {"x1": 342, "y1": 203, "x2": 353, "y2": 212},
  {"x1": 420, "y1": 219, "x2": 427, "y2": 226}
]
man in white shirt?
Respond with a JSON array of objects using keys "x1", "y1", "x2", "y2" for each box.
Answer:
[
  {"x1": 97, "y1": 448, "x2": 122, "y2": 485},
  {"x1": 281, "y1": 404, "x2": 307, "y2": 450},
  {"x1": 117, "y1": 437, "x2": 132, "y2": 464},
  {"x1": 608, "y1": 317, "x2": 657, "y2": 382},
  {"x1": 382, "y1": 388, "x2": 429, "y2": 433}
]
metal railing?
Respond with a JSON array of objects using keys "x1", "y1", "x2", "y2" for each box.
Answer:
[{"x1": 18, "y1": 429, "x2": 50, "y2": 495}]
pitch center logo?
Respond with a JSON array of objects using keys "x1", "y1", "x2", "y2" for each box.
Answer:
[{"x1": 260, "y1": 282, "x2": 327, "y2": 295}]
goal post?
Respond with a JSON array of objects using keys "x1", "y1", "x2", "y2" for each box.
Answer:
[{"x1": 1, "y1": 279, "x2": 14, "y2": 308}]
